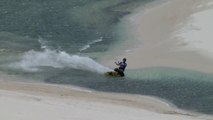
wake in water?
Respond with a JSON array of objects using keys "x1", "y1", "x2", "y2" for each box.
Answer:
[
  {"x1": 79, "y1": 37, "x2": 103, "y2": 52},
  {"x1": 11, "y1": 48, "x2": 111, "y2": 74}
]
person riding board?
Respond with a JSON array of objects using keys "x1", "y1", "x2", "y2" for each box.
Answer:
[{"x1": 114, "y1": 58, "x2": 127, "y2": 77}]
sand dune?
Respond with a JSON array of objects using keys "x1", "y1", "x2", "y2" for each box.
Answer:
[
  {"x1": 1, "y1": 0, "x2": 213, "y2": 120},
  {"x1": 0, "y1": 80, "x2": 208, "y2": 120},
  {"x1": 102, "y1": 0, "x2": 213, "y2": 74}
]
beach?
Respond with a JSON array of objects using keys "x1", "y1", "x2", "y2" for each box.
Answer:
[
  {"x1": 1, "y1": 0, "x2": 213, "y2": 119},
  {"x1": 102, "y1": 0, "x2": 213, "y2": 74},
  {"x1": 0, "y1": 80, "x2": 210, "y2": 120}
]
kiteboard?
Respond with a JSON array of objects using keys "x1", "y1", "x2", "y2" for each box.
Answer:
[{"x1": 104, "y1": 71, "x2": 124, "y2": 77}]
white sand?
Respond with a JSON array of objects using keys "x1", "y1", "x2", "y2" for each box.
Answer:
[
  {"x1": 0, "y1": 80, "x2": 209, "y2": 120},
  {"x1": 101, "y1": 0, "x2": 213, "y2": 73},
  {"x1": 176, "y1": 6, "x2": 213, "y2": 59},
  {"x1": 1, "y1": 0, "x2": 213, "y2": 120}
]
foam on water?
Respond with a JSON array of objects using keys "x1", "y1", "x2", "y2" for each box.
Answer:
[
  {"x1": 79, "y1": 37, "x2": 103, "y2": 52},
  {"x1": 11, "y1": 48, "x2": 111, "y2": 73},
  {"x1": 38, "y1": 37, "x2": 48, "y2": 49}
]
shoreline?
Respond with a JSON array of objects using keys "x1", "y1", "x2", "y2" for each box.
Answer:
[
  {"x1": 0, "y1": 80, "x2": 209, "y2": 120},
  {"x1": 0, "y1": 80, "x2": 175, "y2": 112},
  {"x1": 101, "y1": 0, "x2": 213, "y2": 74},
  {"x1": 1, "y1": 0, "x2": 213, "y2": 120}
]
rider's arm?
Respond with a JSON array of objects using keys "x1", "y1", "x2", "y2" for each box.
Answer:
[{"x1": 115, "y1": 61, "x2": 121, "y2": 66}]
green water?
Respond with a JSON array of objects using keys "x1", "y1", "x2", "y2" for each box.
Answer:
[{"x1": 0, "y1": 0, "x2": 213, "y2": 115}]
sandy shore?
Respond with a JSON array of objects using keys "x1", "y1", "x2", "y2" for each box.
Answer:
[
  {"x1": 102, "y1": 0, "x2": 213, "y2": 74},
  {"x1": 0, "y1": 80, "x2": 210, "y2": 120},
  {"x1": 1, "y1": 0, "x2": 213, "y2": 120}
]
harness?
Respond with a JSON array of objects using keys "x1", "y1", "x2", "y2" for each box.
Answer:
[{"x1": 119, "y1": 62, "x2": 127, "y2": 71}]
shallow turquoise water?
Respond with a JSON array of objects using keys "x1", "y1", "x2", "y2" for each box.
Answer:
[{"x1": 0, "y1": 0, "x2": 213, "y2": 115}]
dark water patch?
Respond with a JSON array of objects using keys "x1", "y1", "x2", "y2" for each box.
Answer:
[
  {"x1": 44, "y1": 68, "x2": 213, "y2": 114},
  {"x1": 104, "y1": 0, "x2": 152, "y2": 22},
  {"x1": 0, "y1": 32, "x2": 40, "y2": 52},
  {"x1": 0, "y1": 0, "x2": 151, "y2": 53},
  {"x1": 2, "y1": 0, "x2": 212, "y2": 115}
]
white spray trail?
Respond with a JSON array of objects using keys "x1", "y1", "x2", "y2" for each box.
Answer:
[{"x1": 12, "y1": 49, "x2": 111, "y2": 73}]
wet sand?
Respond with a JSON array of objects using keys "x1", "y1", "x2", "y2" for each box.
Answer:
[
  {"x1": 1, "y1": 0, "x2": 213, "y2": 120},
  {"x1": 0, "y1": 80, "x2": 209, "y2": 120},
  {"x1": 102, "y1": 0, "x2": 213, "y2": 74}
]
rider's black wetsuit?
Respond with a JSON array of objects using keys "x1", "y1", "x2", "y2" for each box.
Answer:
[{"x1": 114, "y1": 61, "x2": 127, "y2": 77}]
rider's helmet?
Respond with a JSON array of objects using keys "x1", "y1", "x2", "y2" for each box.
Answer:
[{"x1": 123, "y1": 58, "x2": 127, "y2": 62}]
